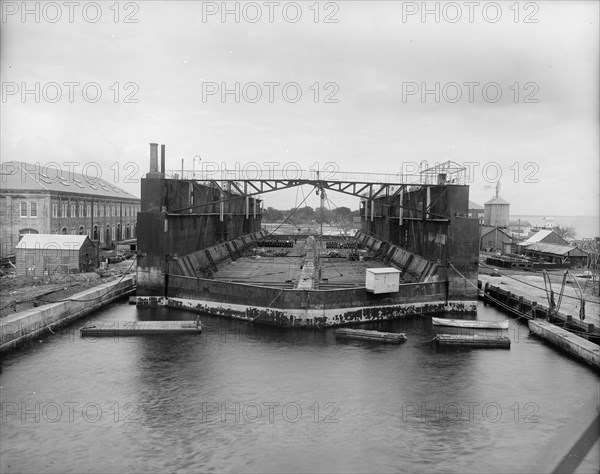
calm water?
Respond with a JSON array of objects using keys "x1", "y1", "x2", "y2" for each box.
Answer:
[{"x1": 1, "y1": 300, "x2": 598, "y2": 473}]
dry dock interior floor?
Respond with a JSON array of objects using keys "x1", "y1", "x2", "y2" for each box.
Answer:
[{"x1": 212, "y1": 240, "x2": 390, "y2": 289}]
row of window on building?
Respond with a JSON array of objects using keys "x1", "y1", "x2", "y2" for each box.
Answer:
[
  {"x1": 52, "y1": 222, "x2": 135, "y2": 241},
  {"x1": 19, "y1": 200, "x2": 140, "y2": 219}
]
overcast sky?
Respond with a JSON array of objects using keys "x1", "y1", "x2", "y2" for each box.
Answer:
[{"x1": 1, "y1": 1, "x2": 598, "y2": 218}]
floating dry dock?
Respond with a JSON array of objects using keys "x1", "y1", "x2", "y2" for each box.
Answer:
[
  {"x1": 335, "y1": 328, "x2": 407, "y2": 343},
  {"x1": 80, "y1": 321, "x2": 202, "y2": 337},
  {"x1": 528, "y1": 320, "x2": 600, "y2": 371},
  {"x1": 135, "y1": 145, "x2": 481, "y2": 328},
  {"x1": 435, "y1": 334, "x2": 511, "y2": 349}
]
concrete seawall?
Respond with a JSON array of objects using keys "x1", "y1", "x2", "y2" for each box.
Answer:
[{"x1": 0, "y1": 275, "x2": 136, "y2": 353}]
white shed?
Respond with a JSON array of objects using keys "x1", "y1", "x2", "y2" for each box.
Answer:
[{"x1": 365, "y1": 268, "x2": 401, "y2": 294}]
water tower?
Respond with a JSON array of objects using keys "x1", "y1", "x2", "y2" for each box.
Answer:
[{"x1": 484, "y1": 182, "x2": 510, "y2": 228}]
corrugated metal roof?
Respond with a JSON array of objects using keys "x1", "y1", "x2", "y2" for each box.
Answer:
[
  {"x1": 520, "y1": 229, "x2": 555, "y2": 245},
  {"x1": 484, "y1": 196, "x2": 510, "y2": 205},
  {"x1": 1, "y1": 161, "x2": 139, "y2": 200},
  {"x1": 526, "y1": 242, "x2": 588, "y2": 257},
  {"x1": 15, "y1": 234, "x2": 91, "y2": 250},
  {"x1": 468, "y1": 200, "x2": 484, "y2": 210}
]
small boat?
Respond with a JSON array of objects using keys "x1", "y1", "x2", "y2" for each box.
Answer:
[
  {"x1": 431, "y1": 317, "x2": 508, "y2": 330},
  {"x1": 335, "y1": 328, "x2": 407, "y2": 344}
]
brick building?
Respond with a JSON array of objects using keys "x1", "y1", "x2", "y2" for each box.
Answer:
[{"x1": 1, "y1": 161, "x2": 140, "y2": 259}]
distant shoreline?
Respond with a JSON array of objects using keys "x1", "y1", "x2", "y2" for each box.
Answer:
[{"x1": 511, "y1": 215, "x2": 597, "y2": 218}]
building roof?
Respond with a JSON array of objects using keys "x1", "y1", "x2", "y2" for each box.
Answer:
[
  {"x1": 15, "y1": 234, "x2": 93, "y2": 251},
  {"x1": 366, "y1": 268, "x2": 401, "y2": 274},
  {"x1": 468, "y1": 200, "x2": 484, "y2": 210},
  {"x1": 1, "y1": 161, "x2": 139, "y2": 201},
  {"x1": 520, "y1": 229, "x2": 563, "y2": 246},
  {"x1": 484, "y1": 196, "x2": 510, "y2": 205},
  {"x1": 481, "y1": 227, "x2": 513, "y2": 239},
  {"x1": 525, "y1": 242, "x2": 588, "y2": 257}
]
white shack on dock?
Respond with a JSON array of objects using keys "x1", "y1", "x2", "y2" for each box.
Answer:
[{"x1": 365, "y1": 268, "x2": 401, "y2": 294}]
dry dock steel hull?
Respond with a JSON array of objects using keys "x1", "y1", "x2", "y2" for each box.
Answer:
[{"x1": 137, "y1": 294, "x2": 477, "y2": 328}]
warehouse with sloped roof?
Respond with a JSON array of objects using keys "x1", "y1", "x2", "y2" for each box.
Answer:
[{"x1": 1, "y1": 161, "x2": 140, "y2": 259}]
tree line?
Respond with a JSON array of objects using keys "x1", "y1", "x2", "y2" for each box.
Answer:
[{"x1": 262, "y1": 206, "x2": 360, "y2": 226}]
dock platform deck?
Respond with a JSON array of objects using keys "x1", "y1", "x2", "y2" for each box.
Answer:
[{"x1": 80, "y1": 321, "x2": 202, "y2": 337}]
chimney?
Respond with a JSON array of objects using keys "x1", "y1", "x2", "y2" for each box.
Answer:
[
  {"x1": 149, "y1": 143, "x2": 159, "y2": 172},
  {"x1": 160, "y1": 145, "x2": 166, "y2": 174}
]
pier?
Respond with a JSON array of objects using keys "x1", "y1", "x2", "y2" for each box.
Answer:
[
  {"x1": 528, "y1": 320, "x2": 600, "y2": 370},
  {"x1": 478, "y1": 272, "x2": 600, "y2": 370},
  {"x1": 0, "y1": 275, "x2": 136, "y2": 353},
  {"x1": 479, "y1": 274, "x2": 599, "y2": 337}
]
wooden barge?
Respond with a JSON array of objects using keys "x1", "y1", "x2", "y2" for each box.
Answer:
[
  {"x1": 432, "y1": 317, "x2": 509, "y2": 329},
  {"x1": 435, "y1": 334, "x2": 511, "y2": 349},
  {"x1": 80, "y1": 321, "x2": 202, "y2": 337}
]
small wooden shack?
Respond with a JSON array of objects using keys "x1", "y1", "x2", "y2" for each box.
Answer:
[
  {"x1": 365, "y1": 268, "x2": 401, "y2": 294},
  {"x1": 15, "y1": 234, "x2": 98, "y2": 276}
]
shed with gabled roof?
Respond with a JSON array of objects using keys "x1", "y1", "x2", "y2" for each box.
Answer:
[{"x1": 15, "y1": 234, "x2": 98, "y2": 276}]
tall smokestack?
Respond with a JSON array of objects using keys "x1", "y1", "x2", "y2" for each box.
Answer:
[
  {"x1": 160, "y1": 145, "x2": 166, "y2": 174},
  {"x1": 149, "y1": 143, "x2": 159, "y2": 172}
]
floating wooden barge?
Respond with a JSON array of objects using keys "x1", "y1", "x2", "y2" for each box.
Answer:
[
  {"x1": 435, "y1": 334, "x2": 511, "y2": 349},
  {"x1": 80, "y1": 321, "x2": 202, "y2": 337},
  {"x1": 432, "y1": 317, "x2": 509, "y2": 330},
  {"x1": 335, "y1": 328, "x2": 407, "y2": 343}
]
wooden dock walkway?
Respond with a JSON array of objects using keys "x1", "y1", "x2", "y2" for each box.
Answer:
[{"x1": 80, "y1": 321, "x2": 202, "y2": 337}]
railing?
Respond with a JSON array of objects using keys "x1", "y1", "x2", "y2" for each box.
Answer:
[{"x1": 165, "y1": 168, "x2": 467, "y2": 186}]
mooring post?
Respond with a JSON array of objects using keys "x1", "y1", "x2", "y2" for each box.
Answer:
[
  {"x1": 518, "y1": 296, "x2": 524, "y2": 313},
  {"x1": 444, "y1": 259, "x2": 450, "y2": 305}
]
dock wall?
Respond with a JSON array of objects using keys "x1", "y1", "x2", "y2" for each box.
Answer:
[
  {"x1": 0, "y1": 275, "x2": 136, "y2": 353},
  {"x1": 356, "y1": 230, "x2": 477, "y2": 301},
  {"x1": 137, "y1": 274, "x2": 476, "y2": 327},
  {"x1": 170, "y1": 229, "x2": 267, "y2": 278}
]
